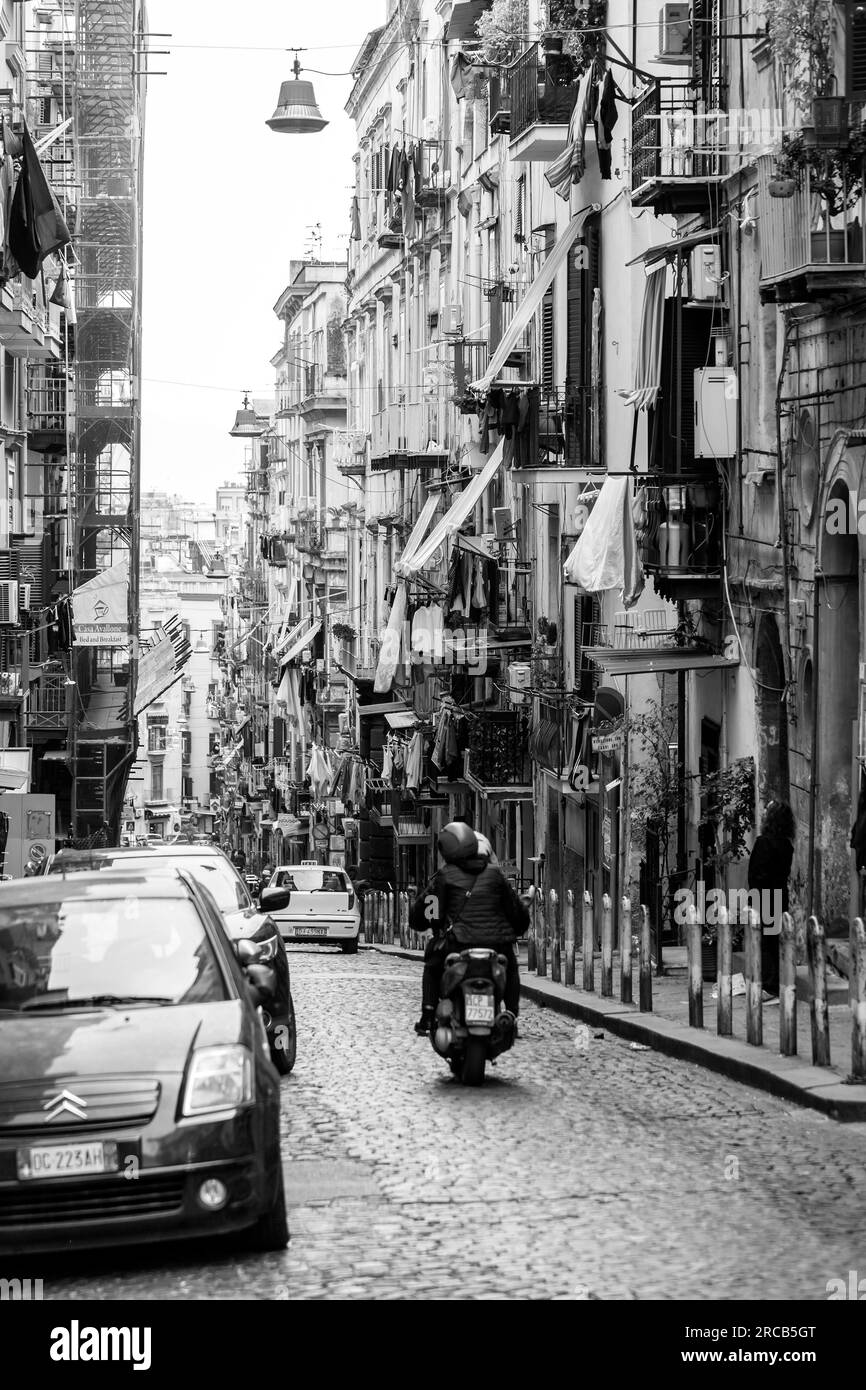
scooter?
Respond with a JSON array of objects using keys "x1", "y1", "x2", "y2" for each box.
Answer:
[{"x1": 429, "y1": 947, "x2": 517, "y2": 1086}]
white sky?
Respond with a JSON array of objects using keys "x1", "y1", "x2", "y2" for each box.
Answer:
[{"x1": 140, "y1": 0, "x2": 384, "y2": 504}]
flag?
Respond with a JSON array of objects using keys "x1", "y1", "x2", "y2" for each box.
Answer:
[{"x1": 8, "y1": 122, "x2": 71, "y2": 279}]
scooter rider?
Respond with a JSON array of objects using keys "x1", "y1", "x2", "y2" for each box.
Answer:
[{"x1": 411, "y1": 821, "x2": 529, "y2": 1036}]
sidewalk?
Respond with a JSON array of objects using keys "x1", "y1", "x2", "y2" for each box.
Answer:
[{"x1": 361, "y1": 938, "x2": 866, "y2": 1121}]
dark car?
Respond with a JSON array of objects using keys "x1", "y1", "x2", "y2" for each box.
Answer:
[
  {"x1": 45, "y1": 845, "x2": 296, "y2": 1075},
  {"x1": 0, "y1": 870, "x2": 287, "y2": 1255}
]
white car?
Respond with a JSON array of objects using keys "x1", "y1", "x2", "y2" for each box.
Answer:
[{"x1": 261, "y1": 862, "x2": 361, "y2": 955}]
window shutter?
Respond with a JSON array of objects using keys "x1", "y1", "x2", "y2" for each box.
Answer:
[
  {"x1": 652, "y1": 301, "x2": 716, "y2": 470},
  {"x1": 849, "y1": 1, "x2": 866, "y2": 99},
  {"x1": 514, "y1": 175, "x2": 526, "y2": 243},
  {"x1": 541, "y1": 288, "x2": 554, "y2": 393},
  {"x1": 691, "y1": 0, "x2": 709, "y2": 93}
]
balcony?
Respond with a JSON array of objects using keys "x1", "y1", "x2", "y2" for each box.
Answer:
[
  {"x1": 581, "y1": 614, "x2": 737, "y2": 679},
  {"x1": 27, "y1": 369, "x2": 68, "y2": 452},
  {"x1": 756, "y1": 154, "x2": 866, "y2": 304},
  {"x1": 508, "y1": 43, "x2": 582, "y2": 162},
  {"x1": 338, "y1": 637, "x2": 379, "y2": 684},
  {"x1": 463, "y1": 709, "x2": 533, "y2": 799},
  {"x1": 452, "y1": 341, "x2": 489, "y2": 409},
  {"x1": 631, "y1": 81, "x2": 729, "y2": 214},
  {"x1": 0, "y1": 281, "x2": 53, "y2": 358},
  {"x1": 640, "y1": 477, "x2": 722, "y2": 601},
  {"x1": 334, "y1": 429, "x2": 367, "y2": 477},
  {"x1": 370, "y1": 401, "x2": 448, "y2": 470},
  {"x1": 299, "y1": 364, "x2": 347, "y2": 425},
  {"x1": 488, "y1": 72, "x2": 510, "y2": 136}
]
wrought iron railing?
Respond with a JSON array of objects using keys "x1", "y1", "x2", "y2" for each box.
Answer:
[
  {"x1": 631, "y1": 80, "x2": 730, "y2": 192},
  {"x1": 465, "y1": 709, "x2": 531, "y2": 786},
  {"x1": 509, "y1": 43, "x2": 581, "y2": 142}
]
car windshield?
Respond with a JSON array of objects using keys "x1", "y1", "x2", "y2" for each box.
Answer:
[
  {"x1": 274, "y1": 868, "x2": 348, "y2": 892},
  {"x1": 0, "y1": 896, "x2": 229, "y2": 1012},
  {"x1": 114, "y1": 855, "x2": 250, "y2": 914}
]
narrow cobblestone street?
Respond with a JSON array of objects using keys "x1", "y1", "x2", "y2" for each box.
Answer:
[{"x1": 38, "y1": 949, "x2": 866, "y2": 1301}]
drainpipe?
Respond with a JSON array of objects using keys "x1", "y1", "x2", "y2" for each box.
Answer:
[{"x1": 807, "y1": 575, "x2": 819, "y2": 917}]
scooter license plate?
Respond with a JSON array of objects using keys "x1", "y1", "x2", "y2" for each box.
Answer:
[{"x1": 464, "y1": 994, "x2": 495, "y2": 1023}]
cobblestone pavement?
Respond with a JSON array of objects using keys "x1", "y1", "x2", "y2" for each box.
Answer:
[{"x1": 37, "y1": 949, "x2": 866, "y2": 1300}]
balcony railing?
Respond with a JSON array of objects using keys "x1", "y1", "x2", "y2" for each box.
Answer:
[
  {"x1": 370, "y1": 401, "x2": 447, "y2": 467},
  {"x1": 756, "y1": 154, "x2": 866, "y2": 301},
  {"x1": 488, "y1": 72, "x2": 510, "y2": 135},
  {"x1": 631, "y1": 81, "x2": 730, "y2": 211},
  {"x1": 464, "y1": 709, "x2": 532, "y2": 792},
  {"x1": 640, "y1": 478, "x2": 722, "y2": 600},
  {"x1": 453, "y1": 341, "x2": 489, "y2": 405},
  {"x1": 28, "y1": 370, "x2": 67, "y2": 438},
  {"x1": 509, "y1": 43, "x2": 581, "y2": 148}
]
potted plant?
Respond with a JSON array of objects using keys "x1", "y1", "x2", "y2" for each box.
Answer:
[
  {"x1": 475, "y1": 0, "x2": 529, "y2": 67},
  {"x1": 763, "y1": 0, "x2": 838, "y2": 120}
]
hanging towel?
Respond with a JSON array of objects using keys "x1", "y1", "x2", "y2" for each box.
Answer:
[
  {"x1": 350, "y1": 195, "x2": 361, "y2": 241},
  {"x1": 593, "y1": 68, "x2": 618, "y2": 179},
  {"x1": 8, "y1": 122, "x2": 70, "y2": 279},
  {"x1": 563, "y1": 474, "x2": 645, "y2": 609},
  {"x1": 406, "y1": 730, "x2": 425, "y2": 791},
  {"x1": 374, "y1": 580, "x2": 408, "y2": 692}
]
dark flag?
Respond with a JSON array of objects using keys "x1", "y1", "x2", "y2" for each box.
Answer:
[{"x1": 7, "y1": 122, "x2": 70, "y2": 279}]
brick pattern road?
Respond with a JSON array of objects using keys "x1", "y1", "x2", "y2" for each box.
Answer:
[{"x1": 39, "y1": 949, "x2": 866, "y2": 1300}]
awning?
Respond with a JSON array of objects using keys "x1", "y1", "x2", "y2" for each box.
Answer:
[
  {"x1": 396, "y1": 439, "x2": 505, "y2": 577},
  {"x1": 385, "y1": 710, "x2": 418, "y2": 729},
  {"x1": 278, "y1": 619, "x2": 322, "y2": 666},
  {"x1": 625, "y1": 225, "x2": 719, "y2": 268},
  {"x1": 470, "y1": 206, "x2": 601, "y2": 395},
  {"x1": 616, "y1": 263, "x2": 666, "y2": 411},
  {"x1": 40, "y1": 750, "x2": 70, "y2": 763},
  {"x1": 584, "y1": 650, "x2": 739, "y2": 677},
  {"x1": 563, "y1": 474, "x2": 644, "y2": 609},
  {"x1": 397, "y1": 493, "x2": 439, "y2": 571}
]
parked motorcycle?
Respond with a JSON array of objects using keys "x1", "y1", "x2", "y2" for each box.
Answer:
[{"x1": 429, "y1": 947, "x2": 517, "y2": 1085}]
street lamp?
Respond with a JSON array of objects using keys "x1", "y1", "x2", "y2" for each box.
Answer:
[
  {"x1": 229, "y1": 392, "x2": 266, "y2": 439},
  {"x1": 266, "y1": 53, "x2": 328, "y2": 134}
]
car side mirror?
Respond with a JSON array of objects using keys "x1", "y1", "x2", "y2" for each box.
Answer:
[
  {"x1": 236, "y1": 938, "x2": 263, "y2": 965},
  {"x1": 260, "y1": 886, "x2": 290, "y2": 912}
]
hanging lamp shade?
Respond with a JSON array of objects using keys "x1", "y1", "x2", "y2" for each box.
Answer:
[
  {"x1": 229, "y1": 394, "x2": 265, "y2": 438},
  {"x1": 266, "y1": 71, "x2": 328, "y2": 134}
]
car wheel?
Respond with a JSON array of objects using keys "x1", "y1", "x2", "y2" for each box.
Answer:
[
  {"x1": 269, "y1": 996, "x2": 297, "y2": 1075},
  {"x1": 340, "y1": 937, "x2": 359, "y2": 955},
  {"x1": 243, "y1": 1166, "x2": 289, "y2": 1252}
]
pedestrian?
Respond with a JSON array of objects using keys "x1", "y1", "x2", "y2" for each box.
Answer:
[{"x1": 747, "y1": 799, "x2": 795, "y2": 1001}]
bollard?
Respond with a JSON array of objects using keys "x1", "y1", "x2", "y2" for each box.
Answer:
[
  {"x1": 376, "y1": 891, "x2": 384, "y2": 944},
  {"x1": 385, "y1": 890, "x2": 395, "y2": 945},
  {"x1": 745, "y1": 907, "x2": 763, "y2": 1047},
  {"x1": 807, "y1": 915, "x2": 830, "y2": 1066},
  {"x1": 564, "y1": 889, "x2": 576, "y2": 987},
  {"x1": 536, "y1": 892, "x2": 548, "y2": 977},
  {"x1": 582, "y1": 891, "x2": 594, "y2": 992},
  {"x1": 638, "y1": 904, "x2": 652, "y2": 1011},
  {"x1": 686, "y1": 904, "x2": 703, "y2": 1029},
  {"x1": 601, "y1": 893, "x2": 613, "y2": 997},
  {"x1": 527, "y1": 888, "x2": 538, "y2": 973},
  {"x1": 620, "y1": 896, "x2": 633, "y2": 1003},
  {"x1": 399, "y1": 890, "x2": 409, "y2": 948},
  {"x1": 779, "y1": 911, "x2": 797, "y2": 1057},
  {"x1": 850, "y1": 917, "x2": 866, "y2": 1082},
  {"x1": 716, "y1": 905, "x2": 733, "y2": 1038},
  {"x1": 550, "y1": 890, "x2": 561, "y2": 983}
]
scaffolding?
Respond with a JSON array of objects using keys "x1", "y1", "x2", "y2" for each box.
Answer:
[{"x1": 68, "y1": 0, "x2": 146, "y2": 839}]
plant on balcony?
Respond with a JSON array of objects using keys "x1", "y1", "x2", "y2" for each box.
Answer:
[
  {"x1": 763, "y1": 0, "x2": 838, "y2": 116},
  {"x1": 773, "y1": 128, "x2": 866, "y2": 213},
  {"x1": 539, "y1": 0, "x2": 607, "y2": 75},
  {"x1": 331, "y1": 621, "x2": 357, "y2": 644},
  {"x1": 475, "y1": 0, "x2": 529, "y2": 67}
]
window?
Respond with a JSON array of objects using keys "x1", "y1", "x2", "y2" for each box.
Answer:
[
  {"x1": 150, "y1": 762, "x2": 164, "y2": 799},
  {"x1": 181, "y1": 731, "x2": 191, "y2": 765},
  {"x1": 848, "y1": 1, "x2": 866, "y2": 100},
  {"x1": 147, "y1": 720, "x2": 167, "y2": 753}
]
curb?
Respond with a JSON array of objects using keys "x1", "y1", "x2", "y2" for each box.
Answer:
[{"x1": 361, "y1": 942, "x2": 866, "y2": 1122}]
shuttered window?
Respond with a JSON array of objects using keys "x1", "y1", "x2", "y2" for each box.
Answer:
[
  {"x1": 849, "y1": 1, "x2": 866, "y2": 100},
  {"x1": 514, "y1": 174, "x2": 526, "y2": 243},
  {"x1": 650, "y1": 301, "x2": 716, "y2": 471},
  {"x1": 574, "y1": 592, "x2": 601, "y2": 702},
  {"x1": 566, "y1": 212, "x2": 600, "y2": 466}
]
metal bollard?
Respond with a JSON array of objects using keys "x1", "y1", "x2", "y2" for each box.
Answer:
[
  {"x1": 807, "y1": 916, "x2": 831, "y2": 1066},
  {"x1": 716, "y1": 905, "x2": 732, "y2": 1037},
  {"x1": 385, "y1": 890, "x2": 394, "y2": 945},
  {"x1": 779, "y1": 911, "x2": 797, "y2": 1057},
  {"x1": 582, "y1": 891, "x2": 594, "y2": 992},
  {"x1": 527, "y1": 889, "x2": 538, "y2": 973},
  {"x1": 536, "y1": 892, "x2": 547, "y2": 977},
  {"x1": 620, "y1": 896, "x2": 632, "y2": 1003},
  {"x1": 850, "y1": 917, "x2": 866, "y2": 1082},
  {"x1": 375, "y1": 891, "x2": 383, "y2": 943},
  {"x1": 686, "y1": 904, "x2": 703, "y2": 1029},
  {"x1": 601, "y1": 893, "x2": 613, "y2": 997},
  {"x1": 564, "y1": 889, "x2": 576, "y2": 987},
  {"x1": 745, "y1": 907, "x2": 763, "y2": 1047},
  {"x1": 550, "y1": 890, "x2": 561, "y2": 983},
  {"x1": 639, "y1": 904, "x2": 652, "y2": 1011}
]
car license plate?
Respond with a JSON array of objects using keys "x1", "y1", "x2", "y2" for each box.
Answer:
[
  {"x1": 291, "y1": 926, "x2": 323, "y2": 936},
  {"x1": 16, "y1": 1141, "x2": 118, "y2": 1181},
  {"x1": 464, "y1": 995, "x2": 495, "y2": 1023}
]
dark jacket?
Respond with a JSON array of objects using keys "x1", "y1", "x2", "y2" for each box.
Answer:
[
  {"x1": 411, "y1": 855, "x2": 530, "y2": 945},
  {"x1": 747, "y1": 833, "x2": 794, "y2": 916}
]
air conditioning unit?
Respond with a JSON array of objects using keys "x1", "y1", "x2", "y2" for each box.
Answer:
[
  {"x1": 0, "y1": 582, "x2": 19, "y2": 624},
  {"x1": 659, "y1": 3, "x2": 691, "y2": 56},
  {"x1": 441, "y1": 304, "x2": 464, "y2": 337},
  {"x1": 18, "y1": 584, "x2": 31, "y2": 611},
  {"x1": 694, "y1": 368, "x2": 737, "y2": 458},
  {"x1": 493, "y1": 507, "x2": 514, "y2": 541},
  {"x1": 690, "y1": 243, "x2": 723, "y2": 300}
]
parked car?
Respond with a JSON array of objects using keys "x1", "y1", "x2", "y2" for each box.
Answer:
[
  {"x1": 44, "y1": 845, "x2": 296, "y2": 1075},
  {"x1": 261, "y1": 862, "x2": 361, "y2": 954},
  {"x1": 0, "y1": 870, "x2": 288, "y2": 1254}
]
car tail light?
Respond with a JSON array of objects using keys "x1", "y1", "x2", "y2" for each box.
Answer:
[{"x1": 347, "y1": 890, "x2": 355, "y2": 909}]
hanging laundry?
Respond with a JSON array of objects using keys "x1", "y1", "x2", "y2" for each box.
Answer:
[
  {"x1": 405, "y1": 730, "x2": 425, "y2": 791},
  {"x1": 350, "y1": 194, "x2": 362, "y2": 241},
  {"x1": 374, "y1": 580, "x2": 408, "y2": 692},
  {"x1": 400, "y1": 146, "x2": 416, "y2": 239},
  {"x1": 7, "y1": 123, "x2": 70, "y2": 279},
  {"x1": 593, "y1": 69, "x2": 618, "y2": 180}
]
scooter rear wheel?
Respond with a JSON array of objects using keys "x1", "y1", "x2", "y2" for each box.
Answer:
[{"x1": 461, "y1": 1037, "x2": 487, "y2": 1086}]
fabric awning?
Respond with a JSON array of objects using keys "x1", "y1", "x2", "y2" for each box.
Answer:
[
  {"x1": 625, "y1": 225, "x2": 719, "y2": 268},
  {"x1": 617, "y1": 263, "x2": 666, "y2": 411},
  {"x1": 396, "y1": 439, "x2": 505, "y2": 577},
  {"x1": 563, "y1": 474, "x2": 644, "y2": 609},
  {"x1": 397, "y1": 493, "x2": 439, "y2": 571},
  {"x1": 470, "y1": 206, "x2": 601, "y2": 395},
  {"x1": 278, "y1": 619, "x2": 322, "y2": 666}
]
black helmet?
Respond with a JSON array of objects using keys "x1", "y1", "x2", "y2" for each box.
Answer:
[{"x1": 438, "y1": 821, "x2": 478, "y2": 864}]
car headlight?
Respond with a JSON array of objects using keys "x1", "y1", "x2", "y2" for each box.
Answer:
[
  {"x1": 182, "y1": 1045, "x2": 252, "y2": 1116},
  {"x1": 251, "y1": 928, "x2": 279, "y2": 961}
]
